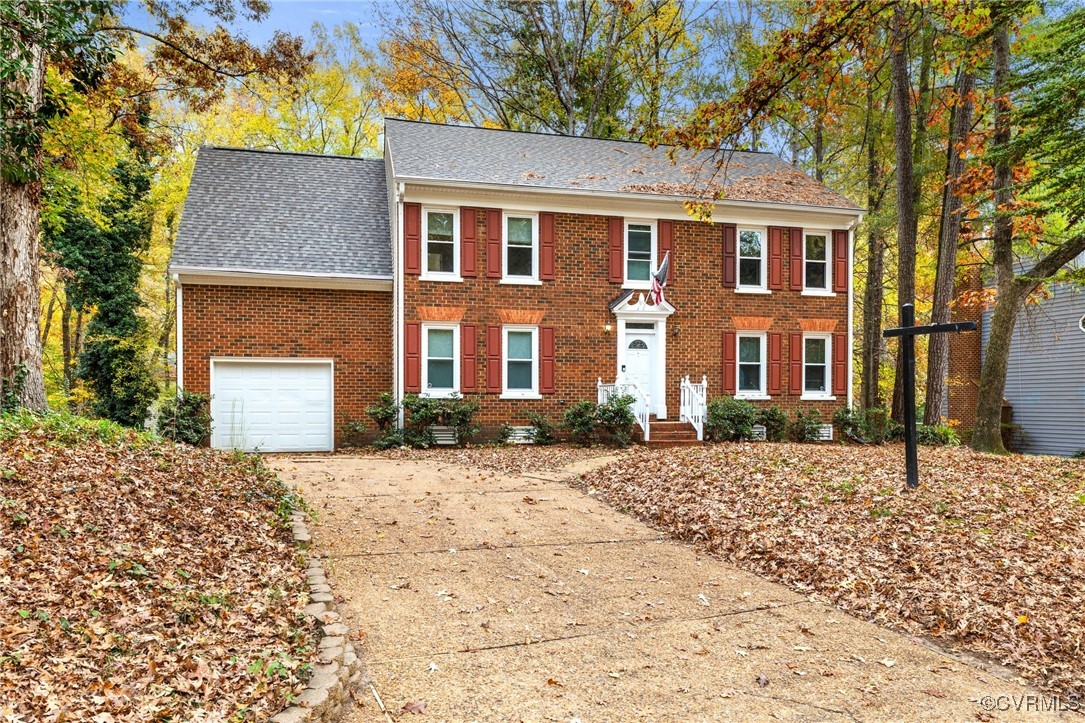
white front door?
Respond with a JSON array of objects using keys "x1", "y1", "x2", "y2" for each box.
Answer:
[{"x1": 623, "y1": 324, "x2": 665, "y2": 417}]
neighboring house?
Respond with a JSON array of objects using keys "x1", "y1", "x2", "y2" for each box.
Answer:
[
  {"x1": 948, "y1": 263, "x2": 1085, "y2": 457},
  {"x1": 170, "y1": 119, "x2": 863, "y2": 452}
]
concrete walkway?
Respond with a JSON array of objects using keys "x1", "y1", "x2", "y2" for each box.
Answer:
[{"x1": 274, "y1": 453, "x2": 1058, "y2": 722}]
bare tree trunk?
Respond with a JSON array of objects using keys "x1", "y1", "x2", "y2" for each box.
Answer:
[
  {"x1": 889, "y1": 4, "x2": 917, "y2": 423},
  {"x1": 40, "y1": 284, "x2": 57, "y2": 346},
  {"x1": 0, "y1": 43, "x2": 48, "y2": 411},
  {"x1": 813, "y1": 110, "x2": 825, "y2": 183},
  {"x1": 924, "y1": 65, "x2": 975, "y2": 425},
  {"x1": 61, "y1": 296, "x2": 72, "y2": 395},
  {"x1": 860, "y1": 85, "x2": 885, "y2": 410}
]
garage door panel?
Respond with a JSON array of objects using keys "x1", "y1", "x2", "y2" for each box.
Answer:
[{"x1": 210, "y1": 361, "x2": 333, "y2": 452}]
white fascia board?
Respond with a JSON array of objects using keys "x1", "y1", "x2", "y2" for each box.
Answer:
[
  {"x1": 172, "y1": 267, "x2": 393, "y2": 291},
  {"x1": 395, "y1": 177, "x2": 865, "y2": 228}
]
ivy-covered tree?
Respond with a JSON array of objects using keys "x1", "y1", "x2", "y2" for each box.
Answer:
[{"x1": 45, "y1": 162, "x2": 158, "y2": 426}]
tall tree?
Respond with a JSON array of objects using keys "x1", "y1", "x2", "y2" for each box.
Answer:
[
  {"x1": 0, "y1": 0, "x2": 307, "y2": 410},
  {"x1": 971, "y1": 7, "x2": 1085, "y2": 452}
]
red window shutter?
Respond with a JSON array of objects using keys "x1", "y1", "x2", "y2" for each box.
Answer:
[
  {"x1": 789, "y1": 334, "x2": 803, "y2": 395},
  {"x1": 722, "y1": 331, "x2": 736, "y2": 395},
  {"x1": 460, "y1": 208, "x2": 477, "y2": 277},
  {"x1": 768, "y1": 333, "x2": 782, "y2": 395},
  {"x1": 789, "y1": 227, "x2": 803, "y2": 290},
  {"x1": 405, "y1": 322, "x2": 421, "y2": 393},
  {"x1": 722, "y1": 223, "x2": 737, "y2": 288},
  {"x1": 768, "y1": 226, "x2": 784, "y2": 290},
  {"x1": 461, "y1": 324, "x2": 477, "y2": 391},
  {"x1": 539, "y1": 212, "x2": 556, "y2": 281},
  {"x1": 540, "y1": 326, "x2": 556, "y2": 393},
  {"x1": 404, "y1": 203, "x2": 422, "y2": 275},
  {"x1": 659, "y1": 219, "x2": 674, "y2": 282},
  {"x1": 486, "y1": 325, "x2": 502, "y2": 392},
  {"x1": 833, "y1": 332, "x2": 848, "y2": 396},
  {"x1": 833, "y1": 229, "x2": 848, "y2": 293},
  {"x1": 486, "y1": 209, "x2": 502, "y2": 278},
  {"x1": 608, "y1": 216, "x2": 624, "y2": 283}
]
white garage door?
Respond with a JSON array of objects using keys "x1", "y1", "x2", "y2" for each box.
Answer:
[{"x1": 210, "y1": 360, "x2": 334, "y2": 452}]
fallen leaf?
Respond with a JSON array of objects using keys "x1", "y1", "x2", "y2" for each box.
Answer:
[{"x1": 401, "y1": 700, "x2": 426, "y2": 714}]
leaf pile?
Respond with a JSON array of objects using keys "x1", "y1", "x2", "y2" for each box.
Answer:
[
  {"x1": 578, "y1": 443, "x2": 1085, "y2": 695},
  {"x1": 371, "y1": 443, "x2": 632, "y2": 476},
  {"x1": 0, "y1": 418, "x2": 315, "y2": 721}
]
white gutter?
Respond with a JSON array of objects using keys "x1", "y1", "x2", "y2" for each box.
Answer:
[{"x1": 168, "y1": 265, "x2": 393, "y2": 282}]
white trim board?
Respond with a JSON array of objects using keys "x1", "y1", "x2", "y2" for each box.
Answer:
[{"x1": 175, "y1": 269, "x2": 392, "y2": 291}]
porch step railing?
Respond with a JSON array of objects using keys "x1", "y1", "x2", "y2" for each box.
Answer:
[
  {"x1": 598, "y1": 376, "x2": 651, "y2": 442},
  {"x1": 679, "y1": 374, "x2": 708, "y2": 441}
]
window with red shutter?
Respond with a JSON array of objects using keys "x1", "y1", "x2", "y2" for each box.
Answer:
[
  {"x1": 404, "y1": 204, "x2": 422, "y2": 275},
  {"x1": 833, "y1": 230, "x2": 848, "y2": 293},
  {"x1": 722, "y1": 331, "x2": 736, "y2": 394},
  {"x1": 405, "y1": 322, "x2": 421, "y2": 392},
  {"x1": 721, "y1": 223, "x2": 737, "y2": 288},
  {"x1": 485, "y1": 325, "x2": 502, "y2": 392},
  {"x1": 539, "y1": 212, "x2": 556, "y2": 280},
  {"x1": 460, "y1": 208, "x2": 477, "y2": 277},
  {"x1": 540, "y1": 327, "x2": 555, "y2": 393},
  {"x1": 608, "y1": 217, "x2": 624, "y2": 283},
  {"x1": 768, "y1": 226, "x2": 784, "y2": 290},
  {"x1": 461, "y1": 324, "x2": 477, "y2": 391}
]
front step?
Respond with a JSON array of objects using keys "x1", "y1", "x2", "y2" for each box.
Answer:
[{"x1": 637, "y1": 420, "x2": 701, "y2": 446}]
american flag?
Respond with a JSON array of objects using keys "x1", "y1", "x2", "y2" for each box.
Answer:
[{"x1": 650, "y1": 251, "x2": 670, "y2": 306}]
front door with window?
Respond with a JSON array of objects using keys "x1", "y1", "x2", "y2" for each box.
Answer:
[{"x1": 623, "y1": 323, "x2": 662, "y2": 416}]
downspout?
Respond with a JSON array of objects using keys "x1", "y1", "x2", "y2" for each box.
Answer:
[
  {"x1": 394, "y1": 181, "x2": 405, "y2": 428},
  {"x1": 174, "y1": 274, "x2": 183, "y2": 394},
  {"x1": 846, "y1": 214, "x2": 863, "y2": 410}
]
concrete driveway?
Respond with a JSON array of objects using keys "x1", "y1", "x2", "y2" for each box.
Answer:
[{"x1": 273, "y1": 452, "x2": 1055, "y2": 722}]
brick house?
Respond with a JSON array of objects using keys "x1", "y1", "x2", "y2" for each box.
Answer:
[{"x1": 171, "y1": 119, "x2": 864, "y2": 452}]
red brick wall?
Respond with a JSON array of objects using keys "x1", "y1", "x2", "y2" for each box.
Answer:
[
  {"x1": 947, "y1": 268, "x2": 984, "y2": 436},
  {"x1": 181, "y1": 285, "x2": 392, "y2": 444},
  {"x1": 405, "y1": 211, "x2": 850, "y2": 429}
]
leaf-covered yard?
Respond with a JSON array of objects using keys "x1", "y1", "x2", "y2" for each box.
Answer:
[
  {"x1": 578, "y1": 443, "x2": 1085, "y2": 696},
  {"x1": 0, "y1": 415, "x2": 316, "y2": 721}
]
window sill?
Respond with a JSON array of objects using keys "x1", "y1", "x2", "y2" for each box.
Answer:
[
  {"x1": 624, "y1": 281, "x2": 652, "y2": 290},
  {"x1": 801, "y1": 394, "x2": 836, "y2": 401},
  {"x1": 735, "y1": 393, "x2": 771, "y2": 401},
  {"x1": 735, "y1": 287, "x2": 771, "y2": 295},
  {"x1": 801, "y1": 289, "x2": 836, "y2": 297},
  {"x1": 500, "y1": 392, "x2": 542, "y2": 400},
  {"x1": 421, "y1": 390, "x2": 460, "y2": 399},
  {"x1": 420, "y1": 274, "x2": 463, "y2": 283},
  {"x1": 499, "y1": 278, "x2": 543, "y2": 286}
]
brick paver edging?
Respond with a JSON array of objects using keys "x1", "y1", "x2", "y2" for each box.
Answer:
[{"x1": 271, "y1": 509, "x2": 365, "y2": 723}]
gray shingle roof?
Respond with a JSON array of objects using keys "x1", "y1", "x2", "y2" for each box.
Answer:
[
  {"x1": 171, "y1": 146, "x2": 391, "y2": 278},
  {"x1": 385, "y1": 119, "x2": 860, "y2": 211}
]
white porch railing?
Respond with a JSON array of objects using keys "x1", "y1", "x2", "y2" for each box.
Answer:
[
  {"x1": 679, "y1": 374, "x2": 708, "y2": 441},
  {"x1": 598, "y1": 376, "x2": 651, "y2": 442}
]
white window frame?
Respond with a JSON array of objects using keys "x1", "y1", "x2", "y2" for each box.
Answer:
[
  {"x1": 735, "y1": 332, "x2": 769, "y2": 400},
  {"x1": 501, "y1": 212, "x2": 541, "y2": 284},
  {"x1": 736, "y1": 227, "x2": 769, "y2": 294},
  {"x1": 624, "y1": 219, "x2": 657, "y2": 290},
  {"x1": 801, "y1": 332, "x2": 834, "y2": 401},
  {"x1": 802, "y1": 231, "x2": 834, "y2": 296},
  {"x1": 421, "y1": 323, "x2": 459, "y2": 398},
  {"x1": 420, "y1": 206, "x2": 461, "y2": 282},
  {"x1": 501, "y1": 325, "x2": 540, "y2": 399}
]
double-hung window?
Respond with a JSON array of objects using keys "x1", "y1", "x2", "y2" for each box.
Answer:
[
  {"x1": 422, "y1": 324, "x2": 459, "y2": 396},
  {"x1": 737, "y1": 229, "x2": 766, "y2": 291},
  {"x1": 804, "y1": 232, "x2": 830, "y2": 292},
  {"x1": 504, "y1": 213, "x2": 538, "y2": 282},
  {"x1": 736, "y1": 332, "x2": 767, "y2": 398},
  {"x1": 802, "y1": 334, "x2": 832, "y2": 399},
  {"x1": 625, "y1": 221, "x2": 656, "y2": 287},
  {"x1": 423, "y1": 208, "x2": 458, "y2": 279},
  {"x1": 502, "y1": 326, "x2": 539, "y2": 398}
]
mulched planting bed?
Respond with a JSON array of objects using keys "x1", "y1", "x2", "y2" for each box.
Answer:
[
  {"x1": 369, "y1": 443, "x2": 635, "y2": 475},
  {"x1": 578, "y1": 442, "x2": 1085, "y2": 695},
  {"x1": 0, "y1": 415, "x2": 316, "y2": 721}
]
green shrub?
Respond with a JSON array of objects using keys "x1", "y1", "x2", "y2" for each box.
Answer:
[
  {"x1": 705, "y1": 397, "x2": 758, "y2": 442},
  {"x1": 157, "y1": 390, "x2": 212, "y2": 445},
  {"x1": 525, "y1": 411, "x2": 557, "y2": 445},
  {"x1": 832, "y1": 406, "x2": 865, "y2": 442},
  {"x1": 436, "y1": 395, "x2": 481, "y2": 444},
  {"x1": 563, "y1": 400, "x2": 598, "y2": 446},
  {"x1": 338, "y1": 414, "x2": 368, "y2": 448},
  {"x1": 789, "y1": 408, "x2": 824, "y2": 442},
  {"x1": 365, "y1": 392, "x2": 400, "y2": 431},
  {"x1": 756, "y1": 406, "x2": 788, "y2": 442},
  {"x1": 831, "y1": 406, "x2": 903, "y2": 444},
  {"x1": 497, "y1": 423, "x2": 515, "y2": 445},
  {"x1": 597, "y1": 393, "x2": 636, "y2": 447},
  {"x1": 372, "y1": 429, "x2": 405, "y2": 450},
  {"x1": 395, "y1": 393, "x2": 480, "y2": 448},
  {"x1": 916, "y1": 423, "x2": 960, "y2": 446}
]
